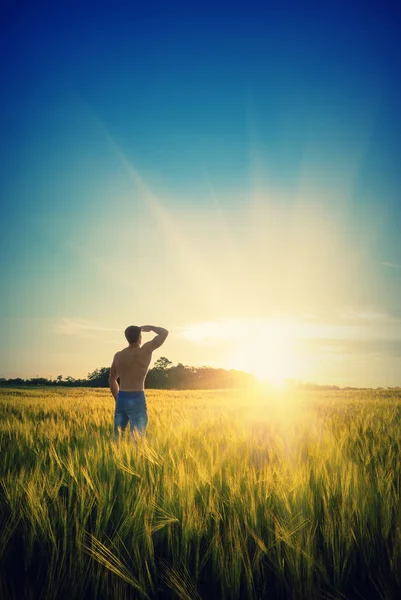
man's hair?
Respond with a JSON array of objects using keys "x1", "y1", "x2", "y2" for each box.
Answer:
[{"x1": 125, "y1": 325, "x2": 141, "y2": 344}]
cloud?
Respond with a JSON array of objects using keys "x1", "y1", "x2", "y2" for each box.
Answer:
[
  {"x1": 382, "y1": 261, "x2": 401, "y2": 269},
  {"x1": 337, "y1": 306, "x2": 401, "y2": 324},
  {"x1": 301, "y1": 338, "x2": 401, "y2": 358},
  {"x1": 180, "y1": 313, "x2": 401, "y2": 351},
  {"x1": 180, "y1": 317, "x2": 326, "y2": 345},
  {"x1": 180, "y1": 320, "x2": 245, "y2": 344},
  {"x1": 53, "y1": 318, "x2": 120, "y2": 338}
]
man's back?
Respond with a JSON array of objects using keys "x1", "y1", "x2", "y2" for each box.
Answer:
[
  {"x1": 114, "y1": 345, "x2": 152, "y2": 391},
  {"x1": 109, "y1": 325, "x2": 168, "y2": 394}
]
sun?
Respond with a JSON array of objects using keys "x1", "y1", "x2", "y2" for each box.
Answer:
[
  {"x1": 182, "y1": 317, "x2": 307, "y2": 387},
  {"x1": 227, "y1": 327, "x2": 301, "y2": 388}
]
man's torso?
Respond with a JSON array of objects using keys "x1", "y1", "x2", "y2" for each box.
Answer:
[{"x1": 115, "y1": 346, "x2": 152, "y2": 391}]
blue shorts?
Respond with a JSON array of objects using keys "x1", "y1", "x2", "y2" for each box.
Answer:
[{"x1": 114, "y1": 390, "x2": 148, "y2": 437}]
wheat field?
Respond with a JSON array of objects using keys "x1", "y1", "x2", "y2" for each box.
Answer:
[{"x1": 0, "y1": 387, "x2": 400, "y2": 599}]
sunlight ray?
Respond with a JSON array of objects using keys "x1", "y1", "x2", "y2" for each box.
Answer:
[{"x1": 101, "y1": 131, "x2": 229, "y2": 314}]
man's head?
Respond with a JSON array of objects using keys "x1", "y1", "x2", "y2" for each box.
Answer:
[{"x1": 125, "y1": 325, "x2": 142, "y2": 345}]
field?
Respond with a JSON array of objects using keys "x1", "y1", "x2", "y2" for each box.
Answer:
[{"x1": 1, "y1": 387, "x2": 401, "y2": 600}]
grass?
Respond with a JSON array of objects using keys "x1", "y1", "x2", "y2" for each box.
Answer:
[{"x1": 0, "y1": 386, "x2": 401, "y2": 599}]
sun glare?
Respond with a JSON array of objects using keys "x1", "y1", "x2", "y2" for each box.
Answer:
[
  {"x1": 228, "y1": 325, "x2": 301, "y2": 388},
  {"x1": 182, "y1": 318, "x2": 307, "y2": 388}
]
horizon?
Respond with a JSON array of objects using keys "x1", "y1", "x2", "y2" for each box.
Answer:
[
  {"x1": 1, "y1": 2, "x2": 401, "y2": 388},
  {"x1": 2, "y1": 356, "x2": 400, "y2": 391}
]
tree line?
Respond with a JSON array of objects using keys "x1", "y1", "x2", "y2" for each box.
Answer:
[
  {"x1": 0, "y1": 357, "x2": 257, "y2": 389},
  {"x1": 0, "y1": 356, "x2": 386, "y2": 390}
]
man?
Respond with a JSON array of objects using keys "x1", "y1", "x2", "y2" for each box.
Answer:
[{"x1": 109, "y1": 324, "x2": 169, "y2": 438}]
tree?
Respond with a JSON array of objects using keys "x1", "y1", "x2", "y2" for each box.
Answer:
[
  {"x1": 29, "y1": 377, "x2": 49, "y2": 386},
  {"x1": 154, "y1": 357, "x2": 173, "y2": 370},
  {"x1": 145, "y1": 357, "x2": 173, "y2": 388},
  {"x1": 168, "y1": 363, "x2": 190, "y2": 389},
  {"x1": 87, "y1": 367, "x2": 110, "y2": 387}
]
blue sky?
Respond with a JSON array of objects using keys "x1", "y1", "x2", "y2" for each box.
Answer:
[{"x1": 1, "y1": 1, "x2": 401, "y2": 386}]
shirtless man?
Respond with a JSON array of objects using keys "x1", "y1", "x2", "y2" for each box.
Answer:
[{"x1": 109, "y1": 324, "x2": 169, "y2": 438}]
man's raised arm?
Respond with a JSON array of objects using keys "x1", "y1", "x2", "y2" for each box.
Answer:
[{"x1": 141, "y1": 325, "x2": 169, "y2": 350}]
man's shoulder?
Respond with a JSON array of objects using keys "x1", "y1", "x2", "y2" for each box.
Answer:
[{"x1": 140, "y1": 341, "x2": 154, "y2": 353}]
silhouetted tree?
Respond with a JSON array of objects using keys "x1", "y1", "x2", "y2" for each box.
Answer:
[
  {"x1": 154, "y1": 357, "x2": 173, "y2": 370},
  {"x1": 87, "y1": 367, "x2": 110, "y2": 387},
  {"x1": 146, "y1": 357, "x2": 172, "y2": 388},
  {"x1": 29, "y1": 377, "x2": 49, "y2": 386},
  {"x1": 1, "y1": 361, "x2": 375, "y2": 391}
]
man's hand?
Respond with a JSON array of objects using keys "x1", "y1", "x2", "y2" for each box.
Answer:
[{"x1": 141, "y1": 325, "x2": 169, "y2": 350}]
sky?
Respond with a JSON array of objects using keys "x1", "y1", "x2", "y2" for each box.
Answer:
[{"x1": 1, "y1": 1, "x2": 401, "y2": 387}]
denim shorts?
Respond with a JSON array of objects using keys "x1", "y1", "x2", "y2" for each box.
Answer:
[{"x1": 114, "y1": 390, "x2": 148, "y2": 436}]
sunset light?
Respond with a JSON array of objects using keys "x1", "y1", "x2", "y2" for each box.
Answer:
[
  {"x1": 2, "y1": 4, "x2": 401, "y2": 600},
  {"x1": 1, "y1": 3, "x2": 400, "y2": 390}
]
